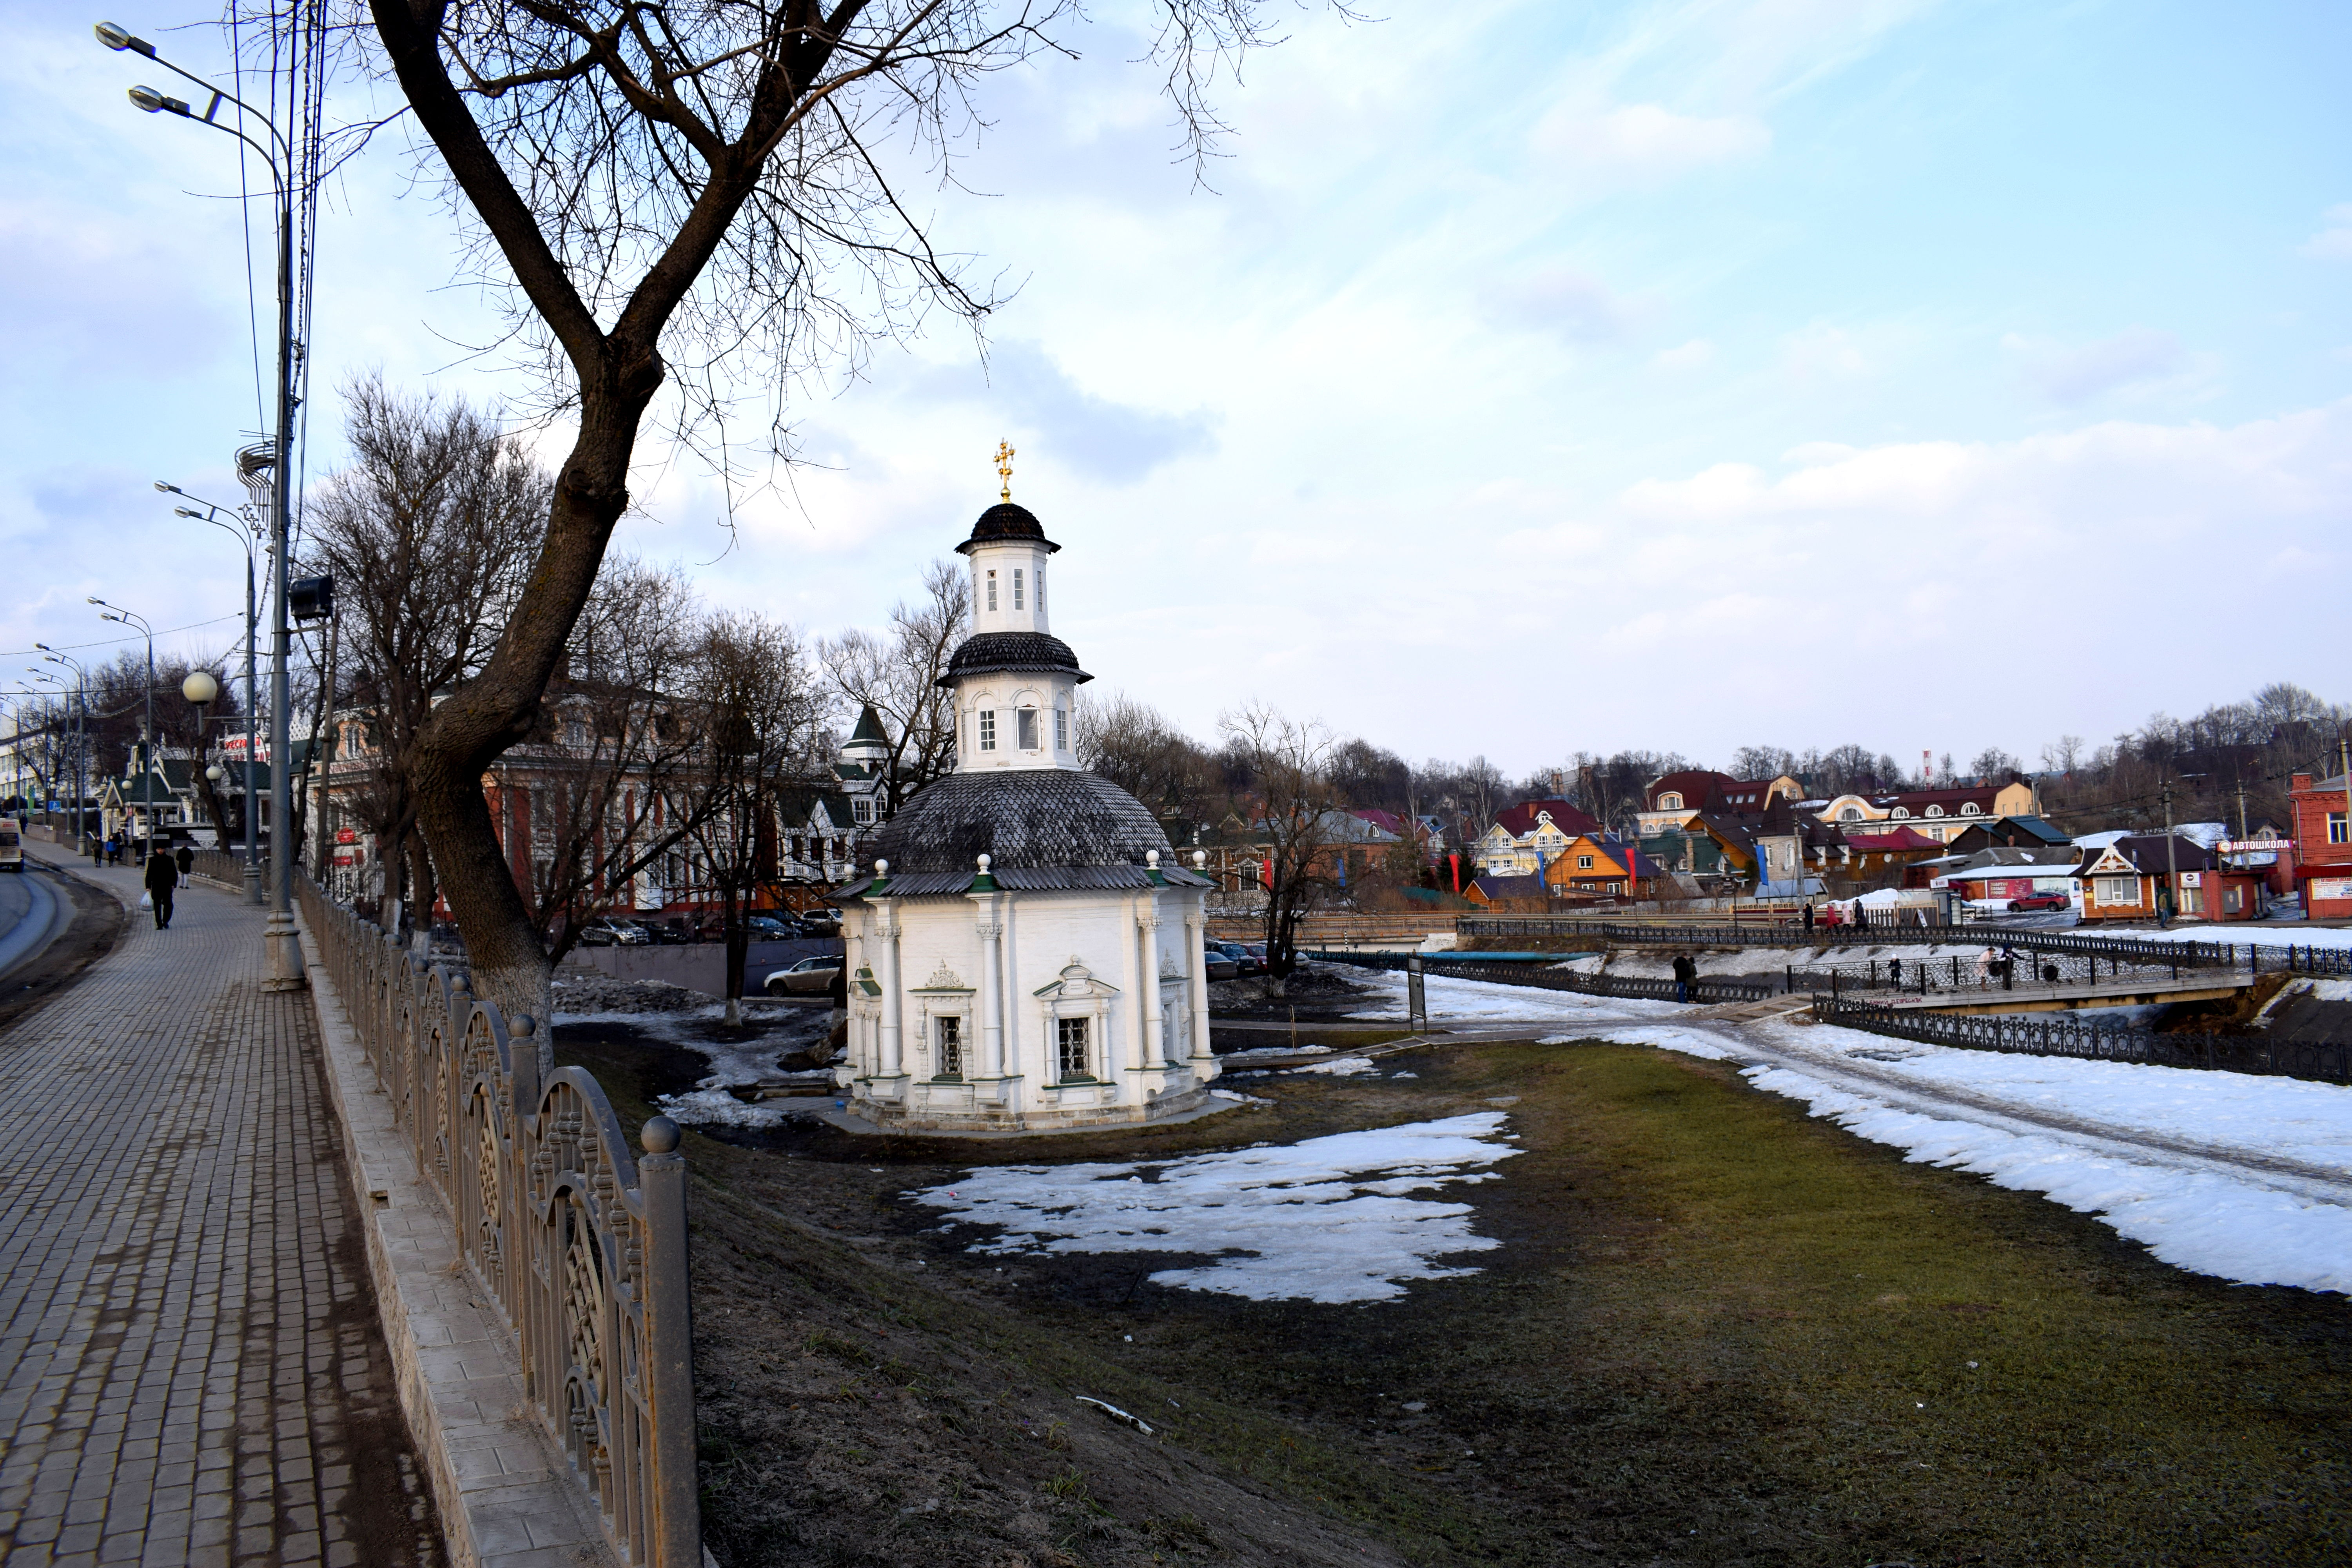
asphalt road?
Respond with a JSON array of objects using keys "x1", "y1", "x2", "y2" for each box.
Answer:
[{"x1": 0, "y1": 862, "x2": 67, "y2": 983}]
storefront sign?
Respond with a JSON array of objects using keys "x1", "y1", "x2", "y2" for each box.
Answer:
[{"x1": 2311, "y1": 878, "x2": 2352, "y2": 903}]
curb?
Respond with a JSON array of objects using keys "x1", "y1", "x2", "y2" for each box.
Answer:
[{"x1": 292, "y1": 911, "x2": 623, "y2": 1568}]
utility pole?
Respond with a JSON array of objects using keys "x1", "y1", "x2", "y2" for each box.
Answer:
[
  {"x1": 2236, "y1": 780, "x2": 2249, "y2": 842},
  {"x1": 2161, "y1": 779, "x2": 2179, "y2": 926}
]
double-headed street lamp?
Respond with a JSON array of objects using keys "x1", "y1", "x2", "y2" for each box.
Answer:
[
  {"x1": 100, "y1": 20, "x2": 303, "y2": 987},
  {"x1": 32, "y1": 647, "x2": 90, "y2": 851},
  {"x1": 89, "y1": 597, "x2": 155, "y2": 855},
  {"x1": 159, "y1": 481, "x2": 264, "y2": 904}
]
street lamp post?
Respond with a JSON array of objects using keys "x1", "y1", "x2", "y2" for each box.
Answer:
[
  {"x1": 102, "y1": 20, "x2": 305, "y2": 987},
  {"x1": 34, "y1": 648, "x2": 89, "y2": 853},
  {"x1": 89, "y1": 598, "x2": 154, "y2": 858},
  {"x1": 160, "y1": 483, "x2": 264, "y2": 903}
]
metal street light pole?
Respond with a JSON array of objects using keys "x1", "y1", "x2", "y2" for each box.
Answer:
[
  {"x1": 35, "y1": 648, "x2": 89, "y2": 853},
  {"x1": 102, "y1": 20, "x2": 305, "y2": 986},
  {"x1": 161, "y1": 483, "x2": 264, "y2": 903},
  {"x1": 89, "y1": 599, "x2": 155, "y2": 857}
]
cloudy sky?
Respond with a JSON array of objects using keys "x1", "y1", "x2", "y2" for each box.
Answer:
[{"x1": 5, "y1": 0, "x2": 2348, "y2": 777}]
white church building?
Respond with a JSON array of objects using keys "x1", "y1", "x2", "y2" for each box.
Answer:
[{"x1": 829, "y1": 486, "x2": 1222, "y2": 1131}]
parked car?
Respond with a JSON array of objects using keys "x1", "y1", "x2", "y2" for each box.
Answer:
[
  {"x1": 746, "y1": 914, "x2": 804, "y2": 940},
  {"x1": 765, "y1": 955, "x2": 844, "y2": 996},
  {"x1": 1236, "y1": 942, "x2": 1269, "y2": 975},
  {"x1": 795, "y1": 908, "x2": 841, "y2": 936},
  {"x1": 577, "y1": 916, "x2": 652, "y2": 947},
  {"x1": 1201, "y1": 945, "x2": 1240, "y2": 982},
  {"x1": 1205, "y1": 939, "x2": 1253, "y2": 976},
  {"x1": 2007, "y1": 891, "x2": 2071, "y2": 912},
  {"x1": 647, "y1": 918, "x2": 696, "y2": 945}
]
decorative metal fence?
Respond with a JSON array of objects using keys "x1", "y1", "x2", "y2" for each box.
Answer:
[
  {"x1": 1811, "y1": 994, "x2": 2352, "y2": 1085},
  {"x1": 1457, "y1": 915, "x2": 2352, "y2": 976},
  {"x1": 297, "y1": 875, "x2": 701, "y2": 1566},
  {"x1": 191, "y1": 848, "x2": 252, "y2": 888},
  {"x1": 1775, "y1": 948, "x2": 2232, "y2": 997},
  {"x1": 1308, "y1": 949, "x2": 1775, "y2": 1005}
]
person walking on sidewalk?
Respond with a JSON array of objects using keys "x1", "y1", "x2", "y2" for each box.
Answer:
[
  {"x1": 143, "y1": 847, "x2": 178, "y2": 930},
  {"x1": 175, "y1": 843, "x2": 193, "y2": 887},
  {"x1": 1671, "y1": 952, "x2": 1697, "y2": 1004}
]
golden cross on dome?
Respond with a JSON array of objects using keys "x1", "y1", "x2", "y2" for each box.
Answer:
[{"x1": 994, "y1": 439, "x2": 1015, "y2": 502}]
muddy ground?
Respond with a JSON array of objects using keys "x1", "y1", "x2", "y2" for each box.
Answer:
[{"x1": 558, "y1": 998, "x2": 2352, "y2": 1568}]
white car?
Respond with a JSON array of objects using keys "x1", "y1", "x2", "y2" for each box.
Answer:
[{"x1": 764, "y1": 955, "x2": 843, "y2": 996}]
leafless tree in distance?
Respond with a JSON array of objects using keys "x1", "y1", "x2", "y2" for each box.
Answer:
[
  {"x1": 821, "y1": 559, "x2": 968, "y2": 816},
  {"x1": 1218, "y1": 701, "x2": 1341, "y2": 985},
  {"x1": 305, "y1": 376, "x2": 546, "y2": 930}
]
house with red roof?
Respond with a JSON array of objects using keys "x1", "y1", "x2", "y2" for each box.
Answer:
[{"x1": 1470, "y1": 799, "x2": 1604, "y2": 880}]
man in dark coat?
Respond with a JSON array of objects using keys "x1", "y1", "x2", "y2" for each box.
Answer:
[
  {"x1": 143, "y1": 848, "x2": 178, "y2": 930},
  {"x1": 1671, "y1": 952, "x2": 1696, "y2": 1004},
  {"x1": 175, "y1": 843, "x2": 194, "y2": 887}
]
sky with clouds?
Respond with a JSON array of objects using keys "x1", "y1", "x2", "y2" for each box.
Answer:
[{"x1": 5, "y1": 0, "x2": 2348, "y2": 777}]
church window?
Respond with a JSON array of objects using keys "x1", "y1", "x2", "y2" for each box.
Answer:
[
  {"x1": 1036, "y1": 564, "x2": 1045, "y2": 613},
  {"x1": 1013, "y1": 569, "x2": 1025, "y2": 609},
  {"x1": 934, "y1": 1016, "x2": 963, "y2": 1080},
  {"x1": 1018, "y1": 709, "x2": 1040, "y2": 750},
  {"x1": 985, "y1": 570, "x2": 998, "y2": 611},
  {"x1": 978, "y1": 710, "x2": 996, "y2": 751},
  {"x1": 1057, "y1": 1017, "x2": 1091, "y2": 1081},
  {"x1": 1054, "y1": 707, "x2": 1068, "y2": 750}
]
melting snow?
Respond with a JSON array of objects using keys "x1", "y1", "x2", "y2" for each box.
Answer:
[{"x1": 908, "y1": 1113, "x2": 1524, "y2": 1303}]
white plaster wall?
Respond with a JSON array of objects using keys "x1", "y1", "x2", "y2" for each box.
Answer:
[
  {"x1": 957, "y1": 676, "x2": 1080, "y2": 772},
  {"x1": 968, "y1": 540, "x2": 1052, "y2": 636},
  {"x1": 849, "y1": 883, "x2": 1214, "y2": 1104}
]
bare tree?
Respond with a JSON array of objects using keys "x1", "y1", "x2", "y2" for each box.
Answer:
[
  {"x1": 1219, "y1": 702, "x2": 1341, "y2": 984},
  {"x1": 519, "y1": 560, "x2": 713, "y2": 959},
  {"x1": 328, "y1": 0, "x2": 1326, "y2": 1028},
  {"x1": 821, "y1": 559, "x2": 969, "y2": 814},
  {"x1": 681, "y1": 612, "x2": 828, "y2": 1019},
  {"x1": 1075, "y1": 689, "x2": 1211, "y2": 819},
  {"x1": 305, "y1": 377, "x2": 546, "y2": 929}
]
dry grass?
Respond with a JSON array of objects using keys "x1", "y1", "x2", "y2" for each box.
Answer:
[{"x1": 557, "y1": 1025, "x2": 2352, "y2": 1566}]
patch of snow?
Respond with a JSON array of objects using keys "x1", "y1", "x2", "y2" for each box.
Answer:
[
  {"x1": 1349, "y1": 968, "x2": 1681, "y2": 1024},
  {"x1": 2098, "y1": 924, "x2": 2352, "y2": 951},
  {"x1": 1290, "y1": 1056, "x2": 1379, "y2": 1076},
  {"x1": 907, "y1": 1113, "x2": 1524, "y2": 1303},
  {"x1": 1594, "y1": 1027, "x2": 1739, "y2": 1062},
  {"x1": 1738, "y1": 1063, "x2": 2352, "y2": 1295},
  {"x1": 653, "y1": 1087, "x2": 799, "y2": 1129}
]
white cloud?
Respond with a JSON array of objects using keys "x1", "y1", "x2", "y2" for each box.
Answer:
[
  {"x1": 1531, "y1": 101, "x2": 1770, "y2": 184},
  {"x1": 1484, "y1": 267, "x2": 1634, "y2": 344},
  {"x1": 2009, "y1": 327, "x2": 2192, "y2": 405},
  {"x1": 1653, "y1": 336, "x2": 1717, "y2": 370},
  {"x1": 1780, "y1": 323, "x2": 1871, "y2": 381},
  {"x1": 2300, "y1": 204, "x2": 2352, "y2": 261}
]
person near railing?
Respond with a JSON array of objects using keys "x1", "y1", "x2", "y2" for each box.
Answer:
[
  {"x1": 176, "y1": 842, "x2": 193, "y2": 888},
  {"x1": 1671, "y1": 952, "x2": 1695, "y2": 1004}
]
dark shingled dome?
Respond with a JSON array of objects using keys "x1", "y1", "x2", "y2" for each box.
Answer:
[
  {"x1": 938, "y1": 631, "x2": 1092, "y2": 688},
  {"x1": 955, "y1": 502, "x2": 1061, "y2": 554},
  {"x1": 869, "y1": 769, "x2": 1171, "y2": 873}
]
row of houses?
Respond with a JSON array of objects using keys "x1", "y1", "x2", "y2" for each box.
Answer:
[{"x1": 1432, "y1": 766, "x2": 2352, "y2": 924}]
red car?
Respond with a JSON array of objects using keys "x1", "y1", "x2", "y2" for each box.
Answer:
[{"x1": 2007, "y1": 891, "x2": 2071, "y2": 911}]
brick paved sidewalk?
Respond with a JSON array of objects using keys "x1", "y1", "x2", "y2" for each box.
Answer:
[{"x1": 0, "y1": 851, "x2": 444, "y2": 1568}]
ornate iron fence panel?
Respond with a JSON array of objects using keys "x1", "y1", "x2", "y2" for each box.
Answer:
[
  {"x1": 1456, "y1": 915, "x2": 2351, "y2": 976},
  {"x1": 1307, "y1": 950, "x2": 1774, "y2": 1005},
  {"x1": 296, "y1": 875, "x2": 700, "y2": 1566},
  {"x1": 1811, "y1": 995, "x2": 2351, "y2": 1085}
]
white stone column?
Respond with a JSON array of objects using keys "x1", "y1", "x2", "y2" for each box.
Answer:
[
  {"x1": 1138, "y1": 902, "x2": 1165, "y2": 1070},
  {"x1": 976, "y1": 905, "x2": 1005, "y2": 1078},
  {"x1": 1184, "y1": 900, "x2": 1214, "y2": 1062},
  {"x1": 875, "y1": 897, "x2": 904, "y2": 1078}
]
